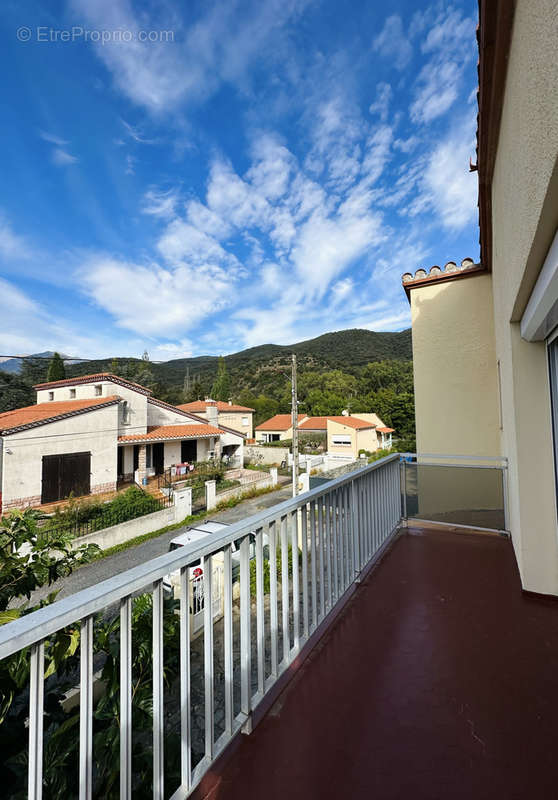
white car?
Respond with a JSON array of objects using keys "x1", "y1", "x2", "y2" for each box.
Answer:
[{"x1": 163, "y1": 519, "x2": 269, "y2": 595}]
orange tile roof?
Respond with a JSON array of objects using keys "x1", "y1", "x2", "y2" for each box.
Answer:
[
  {"x1": 0, "y1": 396, "x2": 121, "y2": 434},
  {"x1": 298, "y1": 415, "x2": 376, "y2": 431},
  {"x1": 34, "y1": 372, "x2": 152, "y2": 395},
  {"x1": 299, "y1": 417, "x2": 329, "y2": 431},
  {"x1": 178, "y1": 401, "x2": 255, "y2": 413},
  {"x1": 326, "y1": 416, "x2": 375, "y2": 430},
  {"x1": 377, "y1": 427, "x2": 395, "y2": 433},
  {"x1": 255, "y1": 414, "x2": 306, "y2": 431},
  {"x1": 118, "y1": 424, "x2": 223, "y2": 443}
]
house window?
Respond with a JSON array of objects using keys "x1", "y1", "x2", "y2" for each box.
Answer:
[
  {"x1": 242, "y1": 416, "x2": 249, "y2": 426},
  {"x1": 69, "y1": 388, "x2": 76, "y2": 398},
  {"x1": 121, "y1": 401, "x2": 131, "y2": 425},
  {"x1": 48, "y1": 391, "x2": 54, "y2": 401},
  {"x1": 332, "y1": 434, "x2": 351, "y2": 446},
  {"x1": 146, "y1": 445, "x2": 153, "y2": 469},
  {"x1": 95, "y1": 384, "x2": 102, "y2": 396}
]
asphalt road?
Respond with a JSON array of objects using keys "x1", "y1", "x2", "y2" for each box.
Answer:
[{"x1": 26, "y1": 484, "x2": 294, "y2": 606}]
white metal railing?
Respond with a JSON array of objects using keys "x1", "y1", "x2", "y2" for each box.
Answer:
[{"x1": 0, "y1": 454, "x2": 402, "y2": 800}]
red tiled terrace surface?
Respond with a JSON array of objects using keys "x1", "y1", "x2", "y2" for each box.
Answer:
[{"x1": 194, "y1": 524, "x2": 558, "y2": 800}]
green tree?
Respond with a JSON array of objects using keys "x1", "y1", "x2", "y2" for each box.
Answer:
[
  {"x1": 211, "y1": 356, "x2": 231, "y2": 401},
  {"x1": 0, "y1": 371, "x2": 35, "y2": 412},
  {"x1": 0, "y1": 509, "x2": 101, "y2": 796},
  {"x1": 46, "y1": 352, "x2": 66, "y2": 382}
]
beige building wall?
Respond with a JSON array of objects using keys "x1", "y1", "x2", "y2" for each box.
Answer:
[
  {"x1": 355, "y1": 427, "x2": 378, "y2": 454},
  {"x1": 488, "y1": 0, "x2": 558, "y2": 594},
  {"x1": 218, "y1": 411, "x2": 253, "y2": 439},
  {"x1": 193, "y1": 409, "x2": 253, "y2": 438},
  {"x1": 348, "y1": 415, "x2": 382, "y2": 451},
  {"x1": 255, "y1": 428, "x2": 292, "y2": 442},
  {"x1": 409, "y1": 273, "x2": 501, "y2": 459},
  {"x1": 327, "y1": 419, "x2": 358, "y2": 459}
]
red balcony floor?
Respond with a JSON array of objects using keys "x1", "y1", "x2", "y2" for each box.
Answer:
[{"x1": 195, "y1": 524, "x2": 558, "y2": 800}]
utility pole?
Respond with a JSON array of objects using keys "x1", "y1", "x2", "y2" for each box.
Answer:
[{"x1": 291, "y1": 353, "x2": 299, "y2": 497}]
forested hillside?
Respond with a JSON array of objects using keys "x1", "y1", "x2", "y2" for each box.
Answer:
[{"x1": 0, "y1": 329, "x2": 415, "y2": 437}]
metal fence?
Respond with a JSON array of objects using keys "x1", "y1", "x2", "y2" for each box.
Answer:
[
  {"x1": 0, "y1": 453, "x2": 402, "y2": 800},
  {"x1": 40, "y1": 494, "x2": 172, "y2": 540}
]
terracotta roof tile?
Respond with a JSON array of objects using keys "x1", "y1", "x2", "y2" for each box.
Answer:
[
  {"x1": 326, "y1": 416, "x2": 375, "y2": 430},
  {"x1": 118, "y1": 424, "x2": 223, "y2": 444},
  {"x1": 0, "y1": 396, "x2": 120, "y2": 434},
  {"x1": 255, "y1": 414, "x2": 306, "y2": 431},
  {"x1": 299, "y1": 417, "x2": 329, "y2": 431},
  {"x1": 401, "y1": 259, "x2": 484, "y2": 299},
  {"x1": 178, "y1": 401, "x2": 255, "y2": 413},
  {"x1": 34, "y1": 372, "x2": 152, "y2": 395},
  {"x1": 377, "y1": 427, "x2": 395, "y2": 433}
]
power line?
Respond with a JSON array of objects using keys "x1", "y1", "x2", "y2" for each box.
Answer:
[{"x1": 0, "y1": 354, "x2": 175, "y2": 365}]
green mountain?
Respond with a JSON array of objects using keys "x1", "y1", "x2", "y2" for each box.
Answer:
[
  {"x1": 51, "y1": 328, "x2": 410, "y2": 387},
  {"x1": 0, "y1": 328, "x2": 414, "y2": 436}
]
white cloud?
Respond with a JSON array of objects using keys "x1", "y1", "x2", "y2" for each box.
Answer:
[
  {"x1": 0, "y1": 214, "x2": 31, "y2": 260},
  {"x1": 52, "y1": 148, "x2": 79, "y2": 166},
  {"x1": 393, "y1": 136, "x2": 419, "y2": 154},
  {"x1": 40, "y1": 131, "x2": 69, "y2": 147},
  {"x1": 125, "y1": 154, "x2": 136, "y2": 175},
  {"x1": 414, "y1": 114, "x2": 478, "y2": 230},
  {"x1": 372, "y1": 15, "x2": 412, "y2": 71},
  {"x1": 0, "y1": 277, "x2": 141, "y2": 359},
  {"x1": 410, "y1": 60, "x2": 462, "y2": 124},
  {"x1": 120, "y1": 118, "x2": 158, "y2": 144},
  {"x1": 79, "y1": 255, "x2": 233, "y2": 337},
  {"x1": 142, "y1": 188, "x2": 179, "y2": 219},
  {"x1": 409, "y1": 7, "x2": 476, "y2": 125},
  {"x1": 70, "y1": 0, "x2": 309, "y2": 115},
  {"x1": 369, "y1": 82, "x2": 392, "y2": 122},
  {"x1": 156, "y1": 219, "x2": 241, "y2": 270}
]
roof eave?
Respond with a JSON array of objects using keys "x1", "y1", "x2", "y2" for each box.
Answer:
[{"x1": 477, "y1": 0, "x2": 517, "y2": 272}]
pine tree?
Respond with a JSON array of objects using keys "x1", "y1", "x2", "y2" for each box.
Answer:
[
  {"x1": 46, "y1": 352, "x2": 66, "y2": 382},
  {"x1": 211, "y1": 356, "x2": 231, "y2": 401}
]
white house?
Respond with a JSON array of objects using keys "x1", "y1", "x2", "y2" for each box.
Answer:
[
  {"x1": 0, "y1": 373, "x2": 244, "y2": 512},
  {"x1": 254, "y1": 414, "x2": 307, "y2": 442}
]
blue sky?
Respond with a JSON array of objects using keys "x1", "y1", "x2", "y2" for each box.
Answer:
[{"x1": 0, "y1": 0, "x2": 479, "y2": 361}]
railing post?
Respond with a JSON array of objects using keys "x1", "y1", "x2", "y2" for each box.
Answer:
[
  {"x1": 28, "y1": 641, "x2": 44, "y2": 800},
  {"x1": 351, "y1": 478, "x2": 361, "y2": 580},
  {"x1": 401, "y1": 457, "x2": 408, "y2": 522},
  {"x1": 79, "y1": 616, "x2": 93, "y2": 800},
  {"x1": 240, "y1": 535, "x2": 251, "y2": 722},
  {"x1": 120, "y1": 597, "x2": 132, "y2": 800},
  {"x1": 152, "y1": 580, "x2": 164, "y2": 800}
]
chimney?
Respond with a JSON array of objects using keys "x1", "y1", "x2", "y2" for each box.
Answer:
[
  {"x1": 228, "y1": 399, "x2": 232, "y2": 405},
  {"x1": 205, "y1": 398, "x2": 218, "y2": 427}
]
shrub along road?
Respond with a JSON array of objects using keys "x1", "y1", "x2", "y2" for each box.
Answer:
[{"x1": 26, "y1": 484, "x2": 294, "y2": 606}]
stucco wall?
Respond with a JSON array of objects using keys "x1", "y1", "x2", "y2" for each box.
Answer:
[
  {"x1": 327, "y1": 419, "x2": 357, "y2": 459},
  {"x1": 255, "y1": 428, "x2": 292, "y2": 442},
  {"x1": 489, "y1": 0, "x2": 558, "y2": 594},
  {"x1": 147, "y1": 402, "x2": 201, "y2": 427},
  {"x1": 36, "y1": 380, "x2": 148, "y2": 435},
  {"x1": 244, "y1": 445, "x2": 290, "y2": 465},
  {"x1": 218, "y1": 411, "x2": 253, "y2": 438},
  {"x1": 2, "y1": 404, "x2": 119, "y2": 508},
  {"x1": 355, "y1": 427, "x2": 379, "y2": 454},
  {"x1": 409, "y1": 274, "x2": 501, "y2": 459}
]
